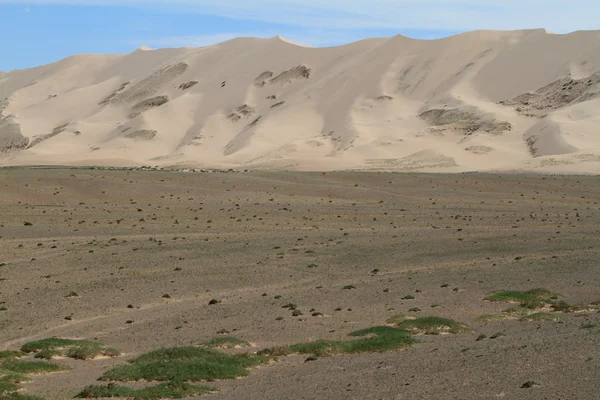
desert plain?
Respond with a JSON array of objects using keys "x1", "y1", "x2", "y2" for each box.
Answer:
[{"x1": 1, "y1": 167, "x2": 599, "y2": 399}]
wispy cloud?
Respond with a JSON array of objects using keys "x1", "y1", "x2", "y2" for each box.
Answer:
[{"x1": 2, "y1": 0, "x2": 599, "y2": 32}]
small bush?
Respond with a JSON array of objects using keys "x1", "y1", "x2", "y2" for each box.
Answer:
[
  {"x1": 100, "y1": 347, "x2": 268, "y2": 382},
  {"x1": 202, "y1": 337, "x2": 250, "y2": 349},
  {"x1": 550, "y1": 301, "x2": 587, "y2": 313},
  {"x1": 67, "y1": 345, "x2": 103, "y2": 360},
  {"x1": 394, "y1": 316, "x2": 469, "y2": 335},
  {"x1": 102, "y1": 348, "x2": 121, "y2": 358},
  {"x1": 485, "y1": 289, "x2": 557, "y2": 309},
  {"x1": 34, "y1": 348, "x2": 62, "y2": 360}
]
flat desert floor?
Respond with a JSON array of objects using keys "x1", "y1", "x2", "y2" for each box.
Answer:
[{"x1": 1, "y1": 168, "x2": 599, "y2": 399}]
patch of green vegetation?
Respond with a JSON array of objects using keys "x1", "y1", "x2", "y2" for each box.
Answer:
[
  {"x1": 76, "y1": 381, "x2": 214, "y2": 399},
  {"x1": 0, "y1": 357, "x2": 65, "y2": 396},
  {"x1": 0, "y1": 369, "x2": 30, "y2": 394},
  {"x1": 1, "y1": 360, "x2": 66, "y2": 375},
  {"x1": 392, "y1": 316, "x2": 470, "y2": 335},
  {"x1": 34, "y1": 349, "x2": 62, "y2": 360},
  {"x1": 261, "y1": 326, "x2": 416, "y2": 357},
  {"x1": 581, "y1": 323, "x2": 599, "y2": 329},
  {"x1": 0, "y1": 352, "x2": 24, "y2": 361},
  {"x1": 21, "y1": 338, "x2": 119, "y2": 361},
  {"x1": 202, "y1": 337, "x2": 250, "y2": 349},
  {"x1": 21, "y1": 338, "x2": 94, "y2": 353},
  {"x1": 485, "y1": 289, "x2": 557, "y2": 309},
  {"x1": 342, "y1": 285, "x2": 356, "y2": 290},
  {"x1": 519, "y1": 312, "x2": 561, "y2": 322},
  {"x1": 67, "y1": 344, "x2": 118, "y2": 361},
  {"x1": 0, "y1": 353, "x2": 50, "y2": 398},
  {"x1": 100, "y1": 347, "x2": 268, "y2": 382},
  {"x1": 0, "y1": 392, "x2": 45, "y2": 400},
  {"x1": 550, "y1": 301, "x2": 588, "y2": 313}
]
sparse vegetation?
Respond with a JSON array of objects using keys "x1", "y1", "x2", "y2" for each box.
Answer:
[
  {"x1": 202, "y1": 337, "x2": 250, "y2": 349},
  {"x1": 100, "y1": 347, "x2": 268, "y2": 382},
  {"x1": 392, "y1": 316, "x2": 469, "y2": 335},
  {"x1": 260, "y1": 326, "x2": 416, "y2": 358},
  {"x1": 67, "y1": 344, "x2": 120, "y2": 360},
  {"x1": 485, "y1": 289, "x2": 557, "y2": 309},
  {"x1": 76, "y1": 381, "x2": 213, "y2": 399},
  {"x1": 0, "y1": 352, "x2": 24, "y2": 361},
  {"x1": 1, "y1": 359, "x2": 66, "y2": 374},
  {"x1": 21, "y1": 338, "x2": 119, "y2": 360}
]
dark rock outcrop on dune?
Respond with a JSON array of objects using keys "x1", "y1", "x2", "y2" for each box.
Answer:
[
  {"x1": 124, "y1": 129, "x2": 157, "y2": 140},
  {"x1": 269, "y1": 65, "x2": 311, "y2": 85},
  {"x1": 101, "y1": 62, "x2": 188, "y2": 106},
  {"x1": 0, "y1": 114, "x2": 29, "y2": 153},
  {"x1": 128, "y1": 96, "x2": 169, "y2": 119},
  {"x1": 500, "y1": 71, "x2": 600, "y2": 117},
  {"x1": 419, "y1": 108, "x2": 512, "y2": 135},
  {"x1": 27, "y1": 123, "x2": 70, "y2": 149},
  {"x1": 179, "y1": 81, "x2": 198, "y2": 90}
]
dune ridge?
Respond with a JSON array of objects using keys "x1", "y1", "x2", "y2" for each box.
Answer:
[{"x1": 2, "y1": 30, "x2": 600, "y2": 173}]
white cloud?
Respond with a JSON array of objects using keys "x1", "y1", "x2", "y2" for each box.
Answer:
[{"x1": 2, "y1": 0, "x2": 600, "y2": 32}]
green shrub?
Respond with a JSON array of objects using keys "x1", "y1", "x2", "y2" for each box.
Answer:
[
  {"x1": 202, "y1": 337, "x2": 250, "y2": 349},
  {"x1": 280, "y1": 326, "x2": 416, "y2": 357},
  {"x1": 100, "y1": 347, "x2": 268, "y2": 382},
  {"x1": 485, "y1": 289, "x2": 557, "y2": 309},
  {"x1": 394, "y1": 316, "x2": 469, "y2": 335},
  {"x1": 21, "y1": 338, "x2": 95, "y2": 353},
  {"x1": 1, "y1": 360, "x2": 66, "y2": 374}
]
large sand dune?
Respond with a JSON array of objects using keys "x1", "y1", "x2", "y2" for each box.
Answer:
[{"x1": 2, "y1": 29, "x2": 600, "y2": 173}]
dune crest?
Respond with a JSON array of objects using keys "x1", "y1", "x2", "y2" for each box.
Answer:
[{"x1": 1, "y1": 30, "x2": 600, "y2": 173}]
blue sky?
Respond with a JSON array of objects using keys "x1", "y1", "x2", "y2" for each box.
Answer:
[{"x1": 1, "y1": 0, "x2": 598, "y2": 71}]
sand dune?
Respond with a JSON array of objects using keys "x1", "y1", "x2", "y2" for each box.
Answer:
[{"x1": 2, "y1": 29, "x2": 600, "y2": 173}]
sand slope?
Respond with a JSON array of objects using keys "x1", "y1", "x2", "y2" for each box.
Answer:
[{"x1": 2, "y1": 29, "x2": 600, "y2": 172}]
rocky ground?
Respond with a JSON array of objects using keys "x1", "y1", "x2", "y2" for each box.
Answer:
[{"x1": 1, "y1": 168, "x2": 599, "y2": 399}]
